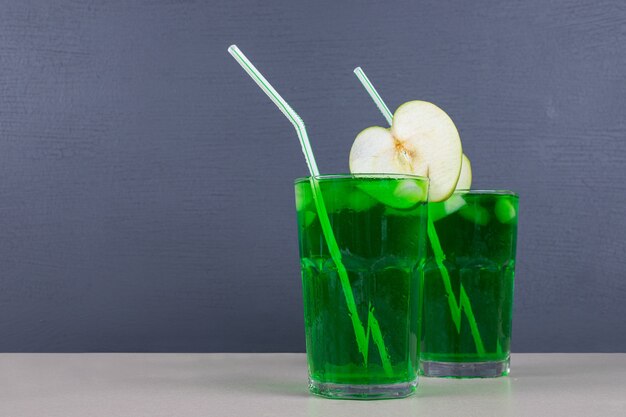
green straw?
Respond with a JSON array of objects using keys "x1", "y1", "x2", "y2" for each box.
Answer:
[
  {"x1": 353, "y1": 67, "x2": 485, "y2": 355},
  {"x1": 228, "y1": 46, "x2": 392, "y2": 375}
]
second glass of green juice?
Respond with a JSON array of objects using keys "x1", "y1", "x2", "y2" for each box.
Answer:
[
  {"x1": 295, "y1": 174, "x2": 428, "y2": 399},
  {"x1": 421, "y1": 190, "x2": 519, "y2": 377}
]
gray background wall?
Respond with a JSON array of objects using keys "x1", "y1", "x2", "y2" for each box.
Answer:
[{"x1": 0, "y1": 0, "x2": 624, "y2": 352}]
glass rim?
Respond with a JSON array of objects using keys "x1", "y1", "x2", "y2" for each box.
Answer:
[
  {"x1": 294, "y1": 173, "x2": 429, "y2": 184},
  {"x1": 454, "y1": 189, "x2": 519, "y2": 197}
]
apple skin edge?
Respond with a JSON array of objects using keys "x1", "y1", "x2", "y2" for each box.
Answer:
[{"x1": 456, "y1": 154, "x2": 472, "y2": 191}]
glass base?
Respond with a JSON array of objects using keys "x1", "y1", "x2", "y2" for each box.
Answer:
[
  {"x1": 308, "y1": 378, "x2": 417, "y2": 399},
  {"x1": 420, "y1": 358, "x2": 509, "y2": 378}
]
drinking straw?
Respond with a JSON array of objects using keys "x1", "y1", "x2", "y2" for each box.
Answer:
[
  {"x1": 353, "y1": 67, "x2": 485, "y2": 355},
  {"x1": 228, "y1": 46, "x2": 392, "y2": 374}
]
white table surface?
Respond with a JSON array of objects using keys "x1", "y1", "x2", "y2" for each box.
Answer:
[{"x1": 0, "y1": 353, "x2": 624, "y2": 416}]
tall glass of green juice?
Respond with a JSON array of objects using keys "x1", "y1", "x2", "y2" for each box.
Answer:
[
  {"x1": 421, "y1": 190, "x2": 519, "y2": 377},
  {"x1": 295, "y1": 174, "x2": 428, "y2": 399}
]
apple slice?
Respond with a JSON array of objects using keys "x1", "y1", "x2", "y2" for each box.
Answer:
[
  {"x1": 350, "y1": 101, "x2": 462, "y2": 202},
  {"x1": 349, "y1": 127, "x2": 408, "y2": 174},
  {"x1": 456, "y1": 154, "x2": 472, "y2": 190}
]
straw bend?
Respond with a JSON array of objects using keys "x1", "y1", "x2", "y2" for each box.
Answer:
[{"x1": 228, "y1": 45, "x2": 319, "y2": 177}]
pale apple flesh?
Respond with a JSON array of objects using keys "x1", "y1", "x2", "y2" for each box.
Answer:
[{"x1": 349, "y1": 126, "x2": 427, "y2": 177}]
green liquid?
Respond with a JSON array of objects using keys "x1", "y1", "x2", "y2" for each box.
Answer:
[
  {"x1": 295, "y1": 177, "x2": 428, "y2": 387},
  {"x1": 422, "y1": 193, "x2": 518, "y2": 365}
]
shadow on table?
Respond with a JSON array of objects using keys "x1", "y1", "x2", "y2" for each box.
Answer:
[
  {"x1": 416, "y1": 376, "x2": 512, "y2": 399},
  {"x1": 210, "y1": 374, "x2": 513, "y2": 400}
]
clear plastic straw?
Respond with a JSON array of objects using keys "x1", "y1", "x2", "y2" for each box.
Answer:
[
  {"x1": 228, "y1": 46, "x2": 392, "y2": 374},
  {"x1": 354, "y1": 67, "x2": 485, "y2": 355},
  {"x1": 354, "y1": 67, "x2": 393, "y2": 126}
]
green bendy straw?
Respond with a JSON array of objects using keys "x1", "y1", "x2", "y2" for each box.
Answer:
[
  {"x1": 353, "y1": 67, "x2": 486, "y2": 355},
  {"x1": 228, "y1": 46, "x2": 392, "y2": 375}
]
